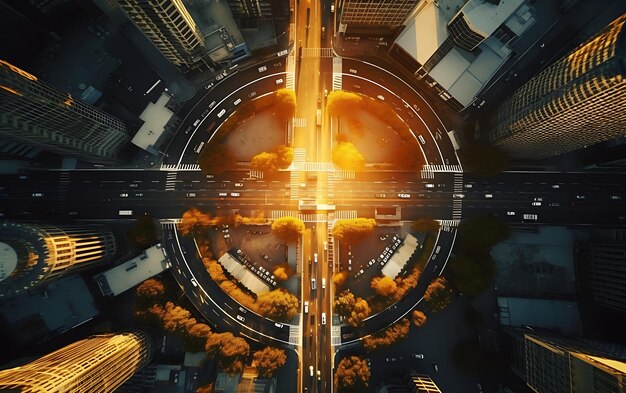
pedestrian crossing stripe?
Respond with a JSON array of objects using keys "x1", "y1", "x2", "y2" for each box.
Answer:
[{"x1": 160, "y1": 163, "x2": 201, "y2": 171}]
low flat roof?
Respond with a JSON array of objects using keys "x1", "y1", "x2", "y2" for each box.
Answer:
[
  {"x1": 131, "y1": 93, "x2": 174, "y2": 152},
  {"x1": 218, "y1": 253, "x2": 271, "y2": 295},
  {"x1": 381, "y1": 234, "x2": 419, "y2": 279},
  {"x1": 498, "y1": 297, "x2": 582, "y2": 336}
]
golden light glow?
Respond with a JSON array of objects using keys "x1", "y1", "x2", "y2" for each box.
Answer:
[
  {"x1": 63, "y1": 94, "x2": 74, "y2": 107},
  {"x1": 0, "y1": 59, "x2": 38, "y2": 81},
  {"x1": 0, "y1": 85, "x2": 22, "y2": 96}
]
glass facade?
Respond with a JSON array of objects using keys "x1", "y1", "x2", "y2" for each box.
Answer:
[{"x1": 340, "y1": 0, "x2": 420, "y2": 28}]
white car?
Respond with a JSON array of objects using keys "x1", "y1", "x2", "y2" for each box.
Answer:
[
  {"x1": 217, "y1": 109, "x2": 226, "y2": 118},
  {"x1": 234, "y1": 183, "x2": 244, "y2": 187},
  {"x1": 258, "y1": 65, "x2": 267, "y2": 72},
  {"x1": 230, "y1": 192, "x2": 240, "y2": 197},
  {"x1": 309, "y1": 366, "x2": 314, "y2": 377},
  {"x1": 425, "y1": 183, "x2": 435, "y2": 188},
  {"x1": 453, "y1": 193, "x2": 465, "y2": 199},
  {"x1": 349, "y1": 69, "x2": 357, "y2": 74},
  {"x1": 485, "y1": 194, "x2": 493, "y2": 198},
  {"x1": 376, "y1": 94, "x2": 385, "y2": 101},
  {"x1": 191, "y1": 278, "x2": 198, "y2": 287},
  {"x1": 304, "y1": 301, "x2": 309, "y2": 313},
  {"x1": 236, "y1": 315, "x2": 245, "y2": 322},
  {"x1": 120, "y1": 193, "x2": 128, "y2": 198},
  {"x1": 398, "y1": 193, "x2": 410, "y2": 199},
  {"x1": 418, "y1": 135, "x2": 426, "y2": 144},
  {"x1": 275, "y1": 78, "x2": 284, "y2": 85},
  {"x1": 506, "y1": 211, "x2": 516, "y2": 216},
  {"x1": 218, "y1": 192, "x2": 228, "y2": 197},
  {"x1": 532, "y1": 201, "x2": 542, "y2": 206},
  {"x1": 233, "y1": 98, "x2": 241, "y2": 105},
  {"x1": 186, "y1": 193, "x2": 196, "y2": 198}
]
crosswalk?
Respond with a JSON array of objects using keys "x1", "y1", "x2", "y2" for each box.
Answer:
[
  {"x1": 335, "y1": 170, "x2": 355, "y2": 179},
  {"x1": 334, "y1": 210, "x2": 358, "y2": 219},
  {"x1": 249, "y1": 170, "x2": 263, "y2": 179},
  {"x1": 271, "y1": 211, "x2": 328, "y2": 222},
  {"x1": 420, "y1": 164, "x2": 463, "y2": 179},
  {"x1": 293, "y1": 117, "x2": 307, "y2": 128},
  {"x1": 165, "y1": 172, "x2": 177, "y2": 191},
  {"x1": 331, "y1": 325, "x2": 342, "y2": 347},
  {"x1": 301, "y1": 48, "x2": 333, "y2": 58},
  {"x1": 438, "y1": 219, "x2": 460, "y2": 231},
  {"x1": 160, "y1": 163, "x2": 201, "y2": 171},
  {"x1": 289, "y1": 325, "x2": 300, "y2": 346},
  {"x1": 453, "y1": 173, "x2": 463, "y2": 220}
]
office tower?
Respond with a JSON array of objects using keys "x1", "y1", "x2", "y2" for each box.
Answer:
[
  {"x1": 0, "y1": 221, "x2": 120, "y2": 298},
  {"x1": 482, "y1": 12, "x2": 626, "y2": 160},
  {"x1": 117, "y1": 0, "x2": 206, "y2": 68},
  {"x1": 0, "y1": 331, "x2": 153, "y2": 392},
  {"x1": 405, "y1": 372, "x2": 442, "y2": 393},
  {"x1": 0, "y1": 60, "x2": 129, "y2": 164},
  {"x1": 339, "y1": 0, "x2": 420, "y2": 33},
  {"x1": 575, "y1": 241, "x2": 626, "y2": 313},
  {"x1": 504, "y1": 329, "x2": 626, "y2": 392},
  {"x1": 228, "y1": 0, "x2": 290, "y2": 19}
]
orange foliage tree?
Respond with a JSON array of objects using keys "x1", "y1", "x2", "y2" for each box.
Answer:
[
  {"x1": 136, "y1": 278, "x2": 166, "y2": 300},
  {"x1": 272, "y1": 264, "x2": 292, "y2": 281},
  {"x1": 178, "y1": 208, "x2": 212, "y2": 236},
  {"x1": 253, "y1": 347, "x2": 287, "y2": 378},
  {"x1": 412, "y1": 310, "x2": 427, "y2": 327},
  {"x1": 334, "y1": 356, "x2": 370, "y2": 393},
  {"x1": 332, "y1": 271, "x2": 349, "y2": 288},
  {"x1": 370, "y1": 275, "x2": 397, "y2": 297},
  {"x1": 274, "y1": 88, "x2": 297, "y2": 121},
  {"x1": 257, "y1": 289, "x2": 299, "y2": 322},
  {"x1": 271, "y1": 216, "x2": 305, "y2": 243},
  {"x1": 362, "y1": 318, "x2": 410, "y2": 351},
  {"x1": 196, "y1": 384, "x2": 214, "y2": 393},
  {"x1": 205, "y1": 332, "x2": 250, "y2": 375},
  {"x1": 332, "y1": 218, "x2": 376, "y2": 244},
  {"x1": 333, "y1": 290, "x2": 370, "y2": 327},
  {"x1": 326, "y1": 91, "x2": 363, "y2": 117},
  {"x1": 251, "y1": 145, "x2": 293, "y2": 173},
  {"x1": 332, "y1": 141, "x2": 365, "y2": 171},
  {"x1": 424, "y1": 277, "x2": 454, "y2": 312}
]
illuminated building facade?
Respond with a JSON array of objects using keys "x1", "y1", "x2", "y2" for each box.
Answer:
[
  {"x1": 228, "y1": 0, "x2": 290, "y2": 19},
  {"x1": 0, "y1": 221, "x2": 120, "y2": 298},
  {"x1": 0, "y1": 60, "x2": 129, "y2": 164},
  {"x1": 406, "y1": 372, "x2": 442, "y2": 393},
  {"x1": 482, "y1": 12, "x2": 626, "y2": 159},
  {"x1": 339, "y1": 0, "x2": 420, "y2": 34},
  {"x1": 117, "y1": 0, "x2": 206, "y2": 68},
  {"x1": 0, "y1": 331, "x2": 153, "y2": 393}
]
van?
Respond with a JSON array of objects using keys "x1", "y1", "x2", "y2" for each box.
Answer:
[
  {"x1": 321, "y1": 312, "x2": 326, "y2": 325},
  {"x1": 314, "y1": 253, "x2": 318, "y2": 263},
  {"x1": 311, "y1": 278, "x2": 316, "y2": 290},
  {"x1": 217, "y1": 109, "x2": 226, "y2": 118},
  {"x1": 193, "y1": 119, "x2": 200, "y2": 126},
  {"x1": 523, "y1": 214, "x2": 538, "y2": 221},
  {"x1": 322, "y1": 278, "x2": 326, "y2": 289},
  {"x1": 275, "y1": 78, "x2": 284, "y2": 85}
]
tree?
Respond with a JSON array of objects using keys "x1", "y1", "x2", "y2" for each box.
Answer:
[
  {"x1": 332, "y1": 271, "x2": 349, "y2": 288},
  {"x1": 272, "y1": 264, "x2": 292, "y2": 281},
  {"x1": 370, "y1": 275, "x2": 397, "y2": 297},
  {"x1": 196, "y1": 384, "x2": 214, "y2": 393},
  {"x1": 411, "y1": 218, "x2": 440, "y2": 233},
  {"x1": 332, "y1": 142, "x2": 365, "y2": 170},
  {"x1": 160, "y1": 301, "x2": 196, "y2": 335},
  {"x1": 449, "y1": 253, "x2": 496, "y2": 296},
  {"x1": 458, "y1": 215, "x2": 511, "y2": 256},
  {"x1": 205, "y1": 259, "x2": 228, "y2": 283},
  {"x1": 127, "y1": 215, "x2": 159, "y2": 248},
  {"x1": 257, "y1": 289, "x2": 299, "y2": 322},
  {"x1": 424, "y1": 277, "x2": 454, "y2": 312},
  {"x1": 326, "y1": 91, "x2": 363, "y2": 117},
  {"x1": 251, "y1": 151, "x2": 279, "y2": 172},
  {"x1": 135, "y1": 278, "x2": 165, "y2": 301},
  {"x1": 178, "y1": 208, "x2": 212, "y2": 236},
  {"x1": 334, "y1": 290, "x2": 356, "y2": 316},
  {"x1": 332, "y1": 218, "x2": 376, "y2": 244},
  {"x1": 347, "y1": 297, "x2": 371, "y2": 327},
  {"x1": 198, "y1": 142, "x2": 237, "y2": 175},
  {"x1": 334, "y1": 356, "x2": 370, "y2": 393},
  {"x1": 458, "y1": 143, "x2": 509, "y2": 177},
  {"x1": 273, "y1": 145, "x2": 293, "y2": 168},
  {"x1": 271, "y1": 216, "x2": 305, "y2": 242},
  {"x1": 411, "y1": 310, "x2": 427, "y2": 327},
  {"x1": 253, "y1": 347, "x2": 287, "y2": 378},
  {"x1": 274, "y1": 88, "x2": 297, "y2": 120},
  {"x1": 185, "y1": 322, "x2": 212, "y2": 352},
  {"x1": 363, "y1": 318, "x2": 410, "y2": 351},
  {"x1": 394, "y1": 266, "x2": 421, "y2": 301},
  {"x1": 205, "y1": 332, "x2": 250, "y2": 375}
]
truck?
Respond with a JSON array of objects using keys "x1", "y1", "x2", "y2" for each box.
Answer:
[{"x1": 316, "y1": 109, "x2": 322, "y2": 125}]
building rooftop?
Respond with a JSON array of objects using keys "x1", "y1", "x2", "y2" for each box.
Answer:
[{"x1": 497, "y1": 296, "x2": 582, "y2": 335}]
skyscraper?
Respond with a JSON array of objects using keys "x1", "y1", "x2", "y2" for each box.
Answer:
[
  {"x1": 482, "y1": 12, "x2": 626, "y2": 160},
  {"x1": 0, "y1": 221, "x2": 120, "y2": 298},
  {"x1": 0, "y1": 331, "x2": 153, "y2": 392},
  {"x1": 0, "y1": 60, "x2": 129, "y2": 164},
  {"x1": 116, "y1": 0, "x2": 206, "y2": 68},
  {"x1": 228, "y1": 0, "x2": 290, "y2": 20},
  {"x1": 504, "y1": 329, "x2": 626, "y2": 392},
  {"x1": 339, "y1": 0, "x2": 420, "y2": 34},
  {"x1": 575, "y1": 241, "x2": 626, "y2": 313}
]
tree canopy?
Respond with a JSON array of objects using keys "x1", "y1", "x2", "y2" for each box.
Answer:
[
  {"x1": 424, "y1": 277, "x2": 454, "y2": 312},
  {"x1": 178, "y1": 208, "x2": 212, "y2": 236},
  {"x1": 449, "y1": 253, "x2": 496, "y2": 296},
  {"x1": 271, "y1": 216, "x2": 305, "y2": 242},
  {"x1": 412, "y1": 310, "x2": 427, "y2": 327},
  {"x1": 334, "y1": 356, "x2": 370, "y2": 393},
  {"x1": 332, "y1": 218, "x2": 376, "y2": 244},
  {"x1": 253, "y1": 347, "x2": 287, "y2": 378},
  {"x1": 332, "y1": 271, "x2": 349, "y2": 288},
  {"x1": 362, "y1": 318, "x2": 410, "y2": 351},
  {"x1": 411, "y1": 218, "x2": 441, "y2": 233},
  {"x1": 326, "y1": 91, "x2": 363, "y2": 117},
  {"x1": 370, "y1": 275, "x2": 398, "y2": 297},
  {"x1": 257, "y1": 289, "x2": 299, "y2": 322},
  {"x1": 332, "y1": 141, "x2": 365, "y2": 171},
  {"x1": 273, "y1": 88, "x2": 297, "y2": 121},
  {"x1": 251, "y1": 145, "x2": 293, "y2": 173},
  {"x1": 205, "y1": 332, "x2": 250, "y2": 375}
]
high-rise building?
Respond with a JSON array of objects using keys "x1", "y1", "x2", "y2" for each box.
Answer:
[
  {"x1": 228, "y1": 0, "x2": 290, "y2": 20},
  {"x1": 0, "y1": 221, "x2": 120, "y2": 298},
  {"x1": 0, "y1": 330, "x2": 153, "y2": 392},
  {"x1": 116, "y1": 0, "x2": 206, "y2": 68},
  {"x1": 504, "y1": 329, "x2": 626, "y2": 392},
  {"x1": 481, "y1": 12, "x2": 626, "y2": 160},
  {"x1": 0, "y1": 60, "x2": 129, "y2": 164},
  {"x1": 405, "y1": 372, "x2": 442, "y2": 393},
  {"x1": 338, "y1": 0, "x2": 420, "y2": 34},
  {"x1": 575, "y1": 241, "x2": 626, "y2": 313}
]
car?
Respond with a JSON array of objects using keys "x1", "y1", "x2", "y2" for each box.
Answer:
[
  {"x1": 534, "y1": 197, "x2": 543, "y2": 201},
  {"x1": 234, "y1": 182, "x2": 244, "y2": 187},
  {"x1": 321, "y1": 278, "x2": 326, "y2": 289},
  {"x1": 277, "y1": 49, "x2": 289, "y2": 56},
  {"x1": 218, "y1": 192, "x2": 228, "y2": 197},
  {"x1": 191, "y1": 278, "x2": 198, "y2": 287},
  {"x1": 238, "y1": 306, "x2": 247, "y2": 313},
  {"x1": 323, "y1": 241, "x2": 327, "y2": 250},
  {"x1": 233, "y1": 98, "x2": 241, "y2": 105},
  {"x1": 186, "y1": 193, "x2": 196, "y2": 197},
  {"x1": 432, "y1": 362, "x2": 439, "y2": 373},
  {"x1": 236, "y1": 314, "x2": 245, "y2": 322},
  {"x1": 194, "y1": 141, "x2": 205, "y2": 153},
  {"x1": 324, "y1": 89, "x2": 329, "y2": 97},
  {"x1": 375, "y1": 193, "x2": 387, "y2": 198},
  {"x1": 317, "y1": 370, "x2": 321, "y2": 381},
  {"x1": 205, "y1": 82, "x2": 214, "y2": 90},
  {"x1": 507, "y1": 211, "x2": 516, "y2": 216},
  {"x1": 576, "y1": 195, "x2": 586, "y2": 199},
  {"x1": 217, "y1": 109, "x2": 226, "y2": 118},
  {"x1": 309, "y1": 366, "x2": 314, "y2": 377},
  {"x1": 453, "y1": 193, "x2": 465, "y2": 199},
  {"x1": 135, "y1": 193, "x2": 143, "y2": 197},
  {"x1": 248, "y1": 91, "x2": 256, "y2": 98},
  {"x1": 425, "y1": 183, "x2": 435, "y2": 188},
  {"x1": 304, "y1": 301, "x2": 309, "y2": 313},
  {"x1": 532, "y1": 201, "x2": 542, "y2": 206},
  {"x1": 193, "y1": 119, "x2": 200, "y2": 126},
  {"x1": 120, "y1": 193, "x2": 128, "y2": 198},
  {"x1": 274, "y1": 322, "x2": 284, "y2": 328},
  {"x1": 275, "y1": 78, "x2": 284, "y2": 84},
  {"x1": 485, "y1": 194, "x2": 493, "y2": 198},
  {"x1": 206, "y1": 174, "x2": 215, "y2": 178},
  {"x1": 386, "y1": 357, "x2": 397, "y2": 363},
  {"x1": 610, "y1": 195, "x2": 622, "y2": 200},
  {"x1": 376, "y1": 94, "x2": 385, "y2": 100},
  {"x1": 464, "y1": 183, "x2": 473, "y2": 188},
  {"x1": 258, "y1": 65, "x2": 267, "y2": 72},
  {"x1": 201, "y1": 109, "x2": 209, "y2": 117},
  {"x1": 321, "y1": 312, "x2": 326, "y2": 325},
  {"x1": 314, "y1": 253, "x2": 318, "y2": 263},
  {"x1": 418, "y1": 135, "x2": 426, "y2": 144},
  {"x1": 523, "y1": 214, "x2": 538, "y2": 221},
  {"x1": 398, "y1": 193, "x2": 410, "y2": 199},
  {"x1": 552, "y1": 184, "x2": 560, "y2": 189},
  {"x1": 311, "y1": 278, "x2": 316, "y2": 290},
  {"x1": 549, "y1": 202, "x2": 560, "y2": 207},
  {"x1": 184, "y1": 126, "x2": 192, "y2": 134},
  {"x1": 411, "y1": 353, "x2": 424, "y2": 359},
  {"x1": 230, "y1": 192, "x2": 240, "y2": 197},
  {"x1": 209, "y1": 100, "x2": 217, "y2": 109}
]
